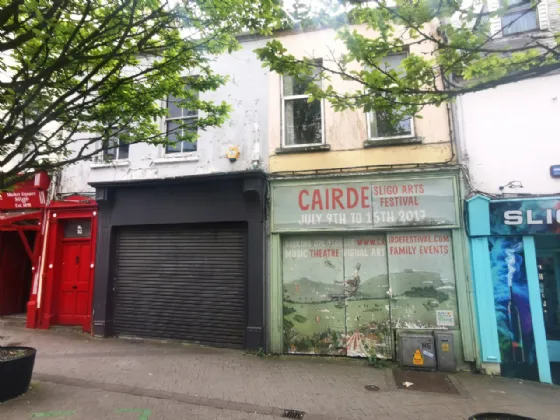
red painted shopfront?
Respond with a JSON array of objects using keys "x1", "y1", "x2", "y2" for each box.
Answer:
[{"x1": 0, "y1": 173, "x2": 98, "y2": 332}]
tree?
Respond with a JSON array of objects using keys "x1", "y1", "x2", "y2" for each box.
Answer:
[
  {"x1": 0, "y1": 0, "x2": 284, "y2": 189},
  {"x1": 255, "y1": 0, "x2": 559, "y2": 125}
]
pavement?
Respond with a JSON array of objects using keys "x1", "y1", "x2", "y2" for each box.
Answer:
[{"x1": 1, "y1": 326, "x2": 559, "y2": 420}]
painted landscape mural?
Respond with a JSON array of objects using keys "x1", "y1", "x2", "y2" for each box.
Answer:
[
  {"x1": 282, "y1": 232, "x2": 458, "y2": 358},
  {"x1": 488, "y1": 236, "x2": 539, "y2": 381}
]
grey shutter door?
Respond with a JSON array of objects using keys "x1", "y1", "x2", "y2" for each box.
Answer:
[{"x1": 113, "y1": 224, "x2": 247, "y2": 348}]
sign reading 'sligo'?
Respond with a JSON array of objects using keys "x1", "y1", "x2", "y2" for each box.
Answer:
[
  {"x1": 272, "y1": 177, "x2": 457, "y2": 230},
  {"x1": 490, "y1": 198, "x2": 560, "y2": 235}
]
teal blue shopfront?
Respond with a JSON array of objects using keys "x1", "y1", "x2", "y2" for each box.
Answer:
[{"x1": 466, "y1": 195, "x2": 560, "y2": 384}]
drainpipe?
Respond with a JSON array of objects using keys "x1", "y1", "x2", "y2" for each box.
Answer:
[{"x1": 449, "y1": 91, "x2": 483, "y2": 371}]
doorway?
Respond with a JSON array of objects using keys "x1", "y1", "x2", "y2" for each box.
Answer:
[
  {"x1": 0, "y1": 231, "x2": 37, "y2": 316},
  {"x1": 535, "y1": 235, "x2": 560, "y2": 385},
  {"x1": 56, "y1": 219, "x2": 92, "y2": 326}
]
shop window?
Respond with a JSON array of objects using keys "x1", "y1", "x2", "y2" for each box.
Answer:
[
  {"x1": 282, "y1": 236, "x2": 345, "y2": 355},
  {"x1": 63, "y1": 220, "x2": 92, "y2": 238},
  {"x1": 386, "y1": 231, "x2": 458, "y2": 330},
  {"x1": 281, "y1": 231, "x2": 457, "y2": 358},
  {"x1": 537, "y1": 256, "x2": 560, "y2": 341},
  {"x1": 282, "y1": 60, "x2": 324, "y2": 147}
]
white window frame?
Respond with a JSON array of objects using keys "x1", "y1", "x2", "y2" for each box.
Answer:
[
  {"x1": 366, "y1": 111, "x2": 415, "y2": 141},
  {"x1": 500, "y1": 0, "x2": 540, "y2": 36},
  {"x1": 280, "y1": 65, "x2": 325, "y2": 148},
  {"x1": 365, "y1": 52, "x2": 415, "y2": 141},
  {"x1": 488, "y1": 0, "x2": 548, "y2": 37},
  {"x1": 164, "y1": 95, "x2": 198, "y2": 156},
  {"x1": 98, "y1": 131, "x2": 130, "y2": 162}
]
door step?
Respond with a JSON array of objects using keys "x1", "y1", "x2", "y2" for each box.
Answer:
[
  {"x1": 0, "y1": 317, "x2": 85, "y2": 335},
  {"x1": 49, "y1": 325, "x2": 84, "y2": 334},
  {"x1": 0, "y1": 315, "x2": 27, "y2": 328}
]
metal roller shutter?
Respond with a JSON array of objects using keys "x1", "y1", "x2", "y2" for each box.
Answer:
[{"x1": 113, "y1": 224, "x2": 247, "y2": 348}]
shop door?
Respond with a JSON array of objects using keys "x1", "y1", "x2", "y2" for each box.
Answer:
[
  {"x1": 113, "y1": 224, "x2": 247, "y2": 349},
  {"x1": 58, "y1": 219, "x2": 92, "y2": 325},
  {"x1": 282, "y1": 231, "x2": 458, "y2": 359}
]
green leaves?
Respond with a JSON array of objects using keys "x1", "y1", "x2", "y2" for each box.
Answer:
[
  {"x1": 0, "y1": 0, "x2": 285, "y2": 188},
  {"x1": 255, "y1": 0, "x2": 559, "y2": 121}
]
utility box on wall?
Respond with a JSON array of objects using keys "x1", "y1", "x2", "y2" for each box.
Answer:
[
  {"x1": 398, "y1": 331, "x2": 436, "y2": 370},
  {"x1": 434, "y1": 330, "x2": 456, "y2": 372}
]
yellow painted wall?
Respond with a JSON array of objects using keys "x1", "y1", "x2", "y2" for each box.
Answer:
[
  {"x1": 267, "y1": 26, "x2": 454, "y2": 173},
  {"x1": 270, "y1": 142, "x2": 454, "y2": 173}
]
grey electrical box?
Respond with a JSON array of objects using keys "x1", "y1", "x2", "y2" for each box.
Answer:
[
  {"x1": 397, "y1": 331, "x2": 436, "y2": 370},
  {"x1": 434, "y1": 330, "x2": 456, "y2": 372}
]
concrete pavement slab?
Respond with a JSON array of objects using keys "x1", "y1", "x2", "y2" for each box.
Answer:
[
  {"x1": 1, "y1": 326, "x2": 559, "y2": 420},
  {"x1": 0, "y1": 381, "x2": 280, "y2": 420}
]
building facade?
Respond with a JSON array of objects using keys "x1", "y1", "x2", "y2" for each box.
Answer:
[
  {"x1": 266, "y1": 27, "x2": 477, "y2": 367},
  {"x1": 456, "y1": 3, "x2": 560, "y2": 383},
  {"x1": 57, "y1": 37, "x2": 271, "y2": 350}
]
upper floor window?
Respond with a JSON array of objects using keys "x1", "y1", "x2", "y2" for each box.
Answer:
[
  {"x1": 103, "y1": 131, "x2": 129, "y2": 161},
  {"x1": 165, "y1": 93, "x2": 198, "y2": 154},
  {"x1": 366, "y1": 53, "x2": 414, "y2": 140},
  {"x1": 501, "y1": 0, "x2": 538, "y2": 35},
  {"x1": 282, "y1": 61, "x2": 324, "y2": 147}
]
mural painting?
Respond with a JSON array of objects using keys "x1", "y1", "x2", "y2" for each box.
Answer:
[
  {"x1": 387, "y1": 232, "x2": 458, "y2": 331},
  {"x1": 282, "y1": 236, "x2": 346, "y2": 356},
  {"x1": 343, "y1": 236, "x2": 391, "y2": 358},
  {"x1": 282, "y1": 231, "x2": 458, "y2": 358},
  {"x1": 488, "y1": 236, "x2": 539, "y2": 381}
]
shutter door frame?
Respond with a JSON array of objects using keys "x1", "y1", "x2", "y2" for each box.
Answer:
[{"x1": 113, "y1": 223, "x2": 247, "y2": 349}]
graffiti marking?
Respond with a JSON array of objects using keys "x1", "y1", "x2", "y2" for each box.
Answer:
[
  {"x1": 115, "y1": 408, "x2": 152, "y2": 420},
  {"x1": 32, "y1": 411, "x2": 76, "y2": 418}
]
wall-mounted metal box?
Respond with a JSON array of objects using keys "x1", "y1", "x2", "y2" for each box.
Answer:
[
  {"x1": 434, "y1": 330, "x2": 456, "y2": 372},
  {"x1": 397, "y1": 331, "x2": 436, "y2": 370}
]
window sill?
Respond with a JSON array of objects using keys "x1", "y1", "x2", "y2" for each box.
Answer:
[
  {"x1": 154, "y1": 154, "x2": 200, "y2": 164},
  {"x1": 275, "y1": 144, "x2": 331, "y2": 155},
  {"x1": 90, "y1": 160, "x2": 130, "y2": 169},
  {"x1": 364, "y1": 137, "x2": 422, "y2": 148}
]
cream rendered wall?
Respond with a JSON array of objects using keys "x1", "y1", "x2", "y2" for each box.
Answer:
[{"x1": 267, "y1": 26, "x2": 453, "y2": 173}]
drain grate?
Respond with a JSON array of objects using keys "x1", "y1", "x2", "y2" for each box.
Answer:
[
  {"x1": 364, "y1": 384, "x2": 380, "y2": 391},
  {"x1": 281, "y1": 409, "x2": 306, "y2": 419},
  {"x1": 469, "y1": 413, "x2": 536, "y2": 420}
]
